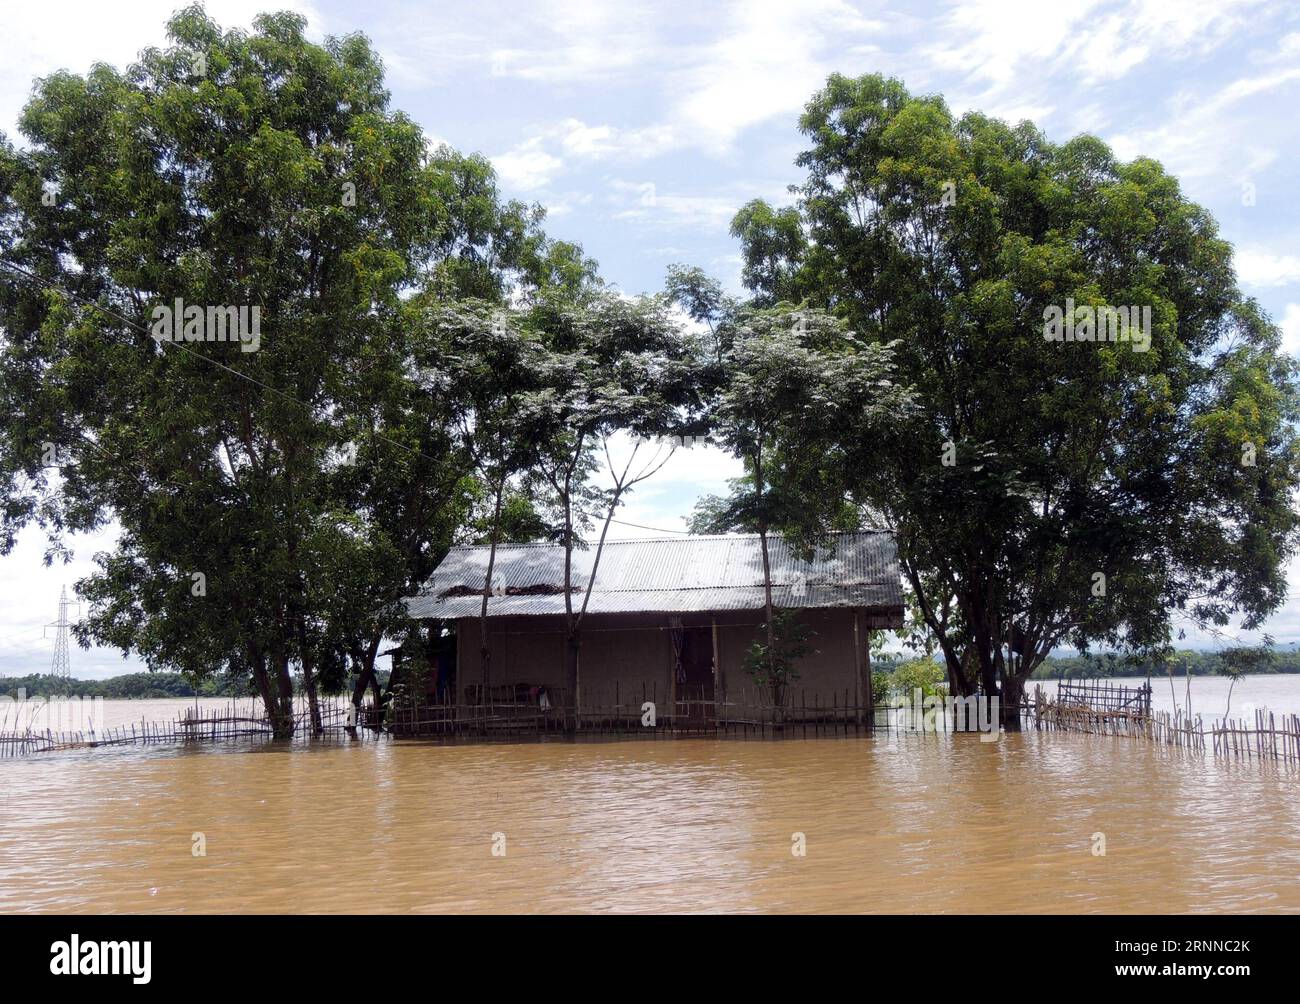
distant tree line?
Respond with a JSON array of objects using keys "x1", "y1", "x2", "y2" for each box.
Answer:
[
  {"x1": 867, "y1": 649, "x2": 1298, "y2": 700},
  {"x1": 1030, "y1": 649, "x2": 1298, "y2": 679},
  {"x1": 0, "y1": 669, "x2": 390, "y2": 700},
  {"x1": 1, "y1": 670, "x2": 244, "y2": 699}
]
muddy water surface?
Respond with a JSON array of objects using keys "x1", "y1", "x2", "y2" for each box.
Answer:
[{"x1": 2, "y1": 731, "x2": 1298, "y2": 913}]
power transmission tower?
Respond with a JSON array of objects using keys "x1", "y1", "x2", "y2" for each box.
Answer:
[{"x1": 47, "y1": 586, "x2": 71, "y2": 683}]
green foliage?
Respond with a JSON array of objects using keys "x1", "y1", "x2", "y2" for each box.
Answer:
[
  {"x1": 732, "y1": 72, "x2": 1300, "y2": 716},
  {"x1": 740, "y1": 609, "x2": 814, "y2": 705},
  {"x1": 887, "y1": 656, "x2": 946, "y2": 700},
  {"x1": 0, "y1": 7, "x2": 591, "y2": 734},
  {"x1": 671, "y1": 279, "x2": 911, "y2": 702},
  {"x1": 1218, "y1": 644, "x2": 1275, "y2": 680},
  {"x1": 469, "y1": 489, "x2": 550, "y2": 545},
  {"x1": 530, "y1": 292, "x2": 706, "y2": 604},
  {"x1": 729, "y1": 201, "x2": 808, "y2": 308},
  {"x1": 4, "y1": 25, "x2": 1298, "y2": 740}
]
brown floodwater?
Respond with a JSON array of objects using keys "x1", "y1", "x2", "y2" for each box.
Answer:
[{"x1": 1, "y1": 730, "x2": 1298, "y2": 914}]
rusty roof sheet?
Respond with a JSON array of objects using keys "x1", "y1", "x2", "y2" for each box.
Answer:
[{"x1": 405, "y1": 532, "x2": 903, "y2": 622}]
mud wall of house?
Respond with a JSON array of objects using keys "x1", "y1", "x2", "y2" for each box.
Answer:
[
  {"x1": 454, "y1": 608, "x2": 867, "y2": 708},
  {"x1": 714, "y1": 608, "x2": 862, "y2": 706},
  {"x1": 455, "y1": 614, "x2": 674, "y2": 705}
]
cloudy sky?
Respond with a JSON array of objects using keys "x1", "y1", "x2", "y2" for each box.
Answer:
[{"x1": 2, "y1": 0, "x2": 1299, "y2": 677}]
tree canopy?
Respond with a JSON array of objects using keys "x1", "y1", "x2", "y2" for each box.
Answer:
[
  {"x1": 0, "y1": 7, "x2": 593, "y2": 734},
  {"x1": 729, "y1": 72, "x2": 1300, "y2": 726}
]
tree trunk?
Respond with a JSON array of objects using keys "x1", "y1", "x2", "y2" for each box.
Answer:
[
  {"x1": 249, "y1": 647, "x2": 279, "y2": 734},
  {"x1": 562, "y1": 484, "x2": 625, "y2": 731},
  {"x1": 351, "y1": 666, "x2": 373, "y2": 709},
  {"x1": 295, "y1": 616, "x2": 323, "y2": 734},
  {"x1": 350, "y1": 635, "x2": 383, "y2": 722},
  {"x1": 758, "y1": 526, "x2": 776, "y2": 655},
  {"x1": 758, "y1": 527, "x2": 783, "y2": 721},
  {"x1": 943, "y1": 650, "x2": 973, "y2": 697},
  {"x1": 264, "y1": 644, "x2": 296, "y2": 740},
  {"x1": 302, "y1": 665, "x2": 322, "y2": 734},
  {"x1": 560, "y1": 458, "x2": 578, "y2": 729},
  {"x1": 1000, "y1": 673, "x2": 1024, "y2": 732},
  {"x1": 750, "y1": 439, "x2": 782, "y2": 723},
  {"x1": 901, "y1": 553, "x2": 971, "y2": 695},
  {"x1": 753, "y1": 445, "x2": 777, "y2": 693},
  {"x1": 479, "y1": 473, "x2": 506, "y2": 700},
  {"x1": 564, "y1": 634, "x2": 580, "y2": 730}
]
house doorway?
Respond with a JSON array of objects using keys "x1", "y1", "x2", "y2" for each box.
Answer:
[{"x1": 676, "y1": 625, "x2": 715, "y2": 726}]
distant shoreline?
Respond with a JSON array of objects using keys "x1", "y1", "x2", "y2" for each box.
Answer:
[
  {"x1": 0, "y1": 672, "x2": 248, "y2": 700},
  {"x1": 3, "y1": 652, "x2": 1296, "y2": 702},
  {"x1": 0, "y1": 670, "x2": 387, "y2": 700}
]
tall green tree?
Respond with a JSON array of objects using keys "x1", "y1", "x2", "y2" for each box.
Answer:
[
  {"x1": 685, "y1": 300, "x2": 910, "y2": 707},
  {"x1": 0, "y1": 7, "x2": 588, "y2": 735},
  {"x1": 531, "y1": 293, "x2": 704, "y2": 722},
  {"x1": 733, "y1": 73, "x2": 1300, "y2": 728},
  {"x1": 418, "y1": 299, "x2": 564, "y2": 697}
]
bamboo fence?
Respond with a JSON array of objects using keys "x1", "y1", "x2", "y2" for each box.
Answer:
[
  {"x1": 1026, "y1": 683, "x2": 1300, "y2": 763},
  {"x1": 8, "y1": 676, "x2": 1299, "y2": 763},
  {"x1": 0, "y1": 698, "x2": 371, "y2": 758}
]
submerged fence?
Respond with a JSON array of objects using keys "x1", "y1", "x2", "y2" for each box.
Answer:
[
  {"x1": 391, "y1": 683, "x2": 884, "y2": 738},
  {"x1": 1026, "y1": 683, "x2": 1300, "y2": 763},
  {"x1": 1056, "y1": 678, "x2": 1152, "y2": 716},
  {"x1": 394, "y1": 685, "x2": 885, "y2": 738},
  {"x1": 0, "y1": 699, "x2": 369, "y2": 758},
  {"x1": 389, "y1": 683, "x2": 1003, "y2": 740},
  {"x1": 7, "y1": 677, "x2": 1300, "y2": 763}
]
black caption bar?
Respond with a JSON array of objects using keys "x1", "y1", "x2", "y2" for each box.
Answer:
[{"x1": 0, "y1": 914, "x2": 1291, "y2": 991}]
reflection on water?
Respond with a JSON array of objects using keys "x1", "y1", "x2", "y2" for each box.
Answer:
[{"x1": 2, "y1": 731, "x2": 1298, "y2": 914}]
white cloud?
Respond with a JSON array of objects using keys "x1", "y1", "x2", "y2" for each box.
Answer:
[
  {"x1": 927, "y1": 0, "x2": 1275, "y2": 140},
  {"x1": 481, "y1": 0, "x2": 672, "y2": 84},
  {"x1": 491, "y1": 139, "x2": 565, "y2": 191},
  {"x1": 926, "y1": 0, "x2": 1104, "y2": 88},
  {"x1": 488, "y1": 119, "x2": 679, "y2": 195},
  {"x1": 603, "y1": 174, "x2": 796, "y2": 234},
  {"x1": 670, "y1": 0, "x2": 882, "y2": 154},
  {"x1": 1, "y1": 0, "x2": 323, "y2": 140},
  {"x1": 607, "y1": 181, "x2": 742, "y2": 231},
  {"x1": 478, "y1": 1, "x2": 885, "y2": 166},
  {"x1": 928, "y1": 0, "x2": 1264, "y2": 93},
  {"x1": 1104, "y1": 61, "x2": 1300, "y2": 195},
  {"x1": 1235, "y1": 250, "x2": 1300, "y2": 288},
  {"x1": 1279, "y1": 304, "x2": 1300, "y2": 357},
  {"x1": 542, "y1": 191, "x2": 595, "y2": 218},
  {"x1": 553, "y1": 118, "x2": 678, "y2": 160}
]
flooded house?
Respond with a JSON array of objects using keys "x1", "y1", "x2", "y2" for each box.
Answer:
[{"x1": 401, "y1": 531, "x2": 904, "y2": 729}]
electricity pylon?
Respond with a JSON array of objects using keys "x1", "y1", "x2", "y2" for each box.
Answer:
[{"x1": 47, "y1": 586, "x2": 71, "y2": 682}]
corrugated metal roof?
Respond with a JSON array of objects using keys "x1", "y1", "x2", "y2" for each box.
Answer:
[{"x1": 405, "y1": 532, "x2": 903, "y2": 621}]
